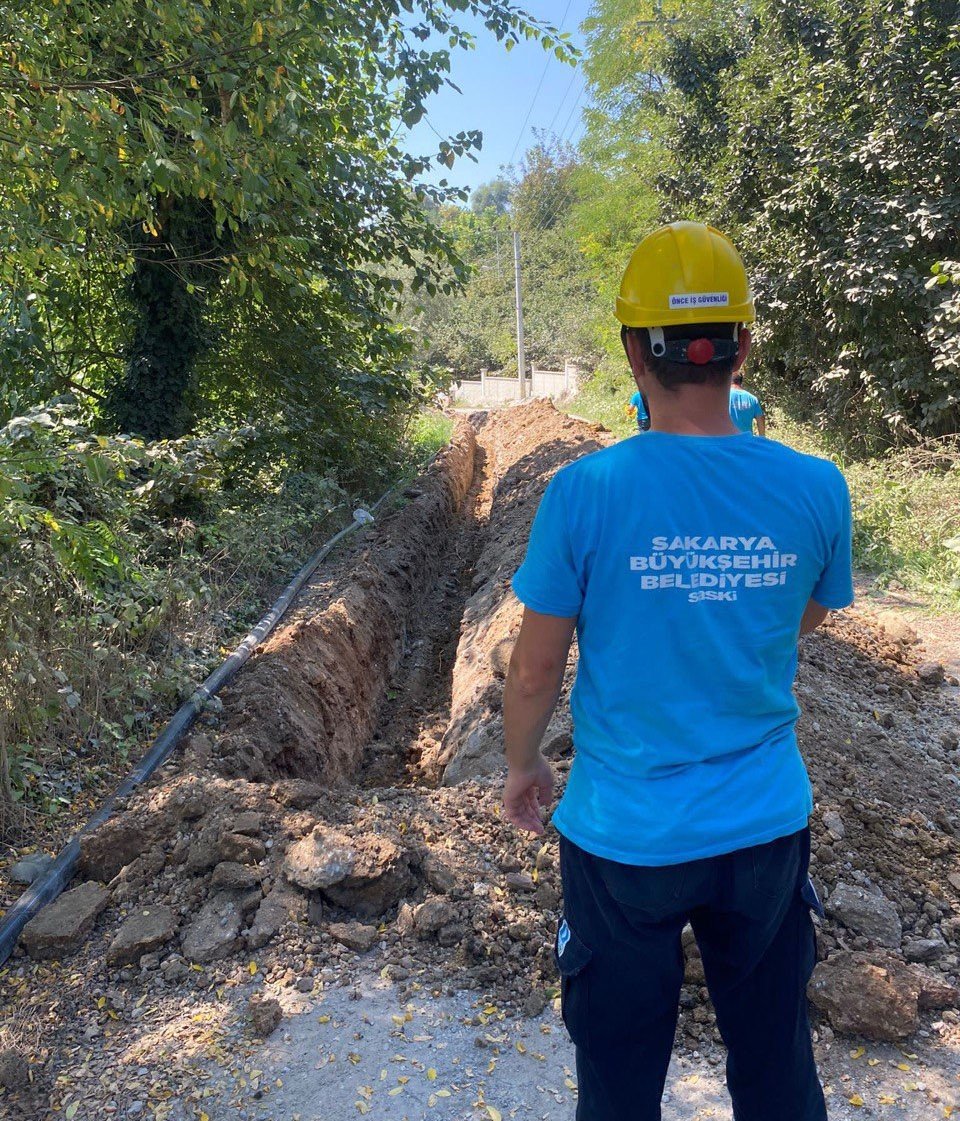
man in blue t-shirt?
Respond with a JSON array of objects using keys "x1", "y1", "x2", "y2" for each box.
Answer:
[
  {"x1": 729, "y1": 371, "x2": 766, "y2": 434},
  {"x1": 502, "y1": 223, "x2": 851, "y2": 1121},
  {"x1": 627, "y1": 389, "x2": 650, "y2": 432}
]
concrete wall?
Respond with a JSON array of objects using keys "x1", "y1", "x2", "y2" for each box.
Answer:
[{"x1": 454, "y1": 364, "x2": 580, "y2": 406}]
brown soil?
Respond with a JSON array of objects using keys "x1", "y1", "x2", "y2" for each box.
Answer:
[
  {"x1": 214, "y1": 421, "x2": 477, "y2": 785},
  {"x1": 3, "y1": 401, "x2": 960, "y2": 1118}
]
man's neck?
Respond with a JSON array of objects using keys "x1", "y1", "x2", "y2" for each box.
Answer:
[{"x1": 646, "y1": 383, "x2": 738, "y2": 436}]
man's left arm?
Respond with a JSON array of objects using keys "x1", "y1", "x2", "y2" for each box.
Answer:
[
  {"x1": 755, "y1": 399, "x2": 766, "y2": 436},
  {"x1": 503, "y1": 609, "x2": 577, "y2": 834}
]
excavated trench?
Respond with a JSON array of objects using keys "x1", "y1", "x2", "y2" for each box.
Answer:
[
  {"x1": 201, "y1": 401, "x2": 608, "y2": 796},
  {"x1": 15, "y1": 402, "x2": 607, "y2": 973}
]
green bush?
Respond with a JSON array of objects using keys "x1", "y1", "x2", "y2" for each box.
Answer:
[
  {"x1": 0, "y1": 403, "x2": 351, "y2": 831},
  {"x1": 772, "y1": 414, "x2": 960, "y2": 605}
]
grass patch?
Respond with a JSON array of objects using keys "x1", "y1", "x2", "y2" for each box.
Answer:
[
  {"x1": 770, "y1": 413, "x2": 960, "y2": 608},
  {"x1": 563, "y1": 356, "x2": 637, "y2": 439},
  {"x1": 408, "y1": 410, "x2": 455, "y2": 462}
]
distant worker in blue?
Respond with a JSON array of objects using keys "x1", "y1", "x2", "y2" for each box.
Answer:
[
  {"x1": 729, "y1": 371, "x2": 766, "y2": 435},
  {"x1": 627, "y1": 389, "x2": 651, "y2": 432}
]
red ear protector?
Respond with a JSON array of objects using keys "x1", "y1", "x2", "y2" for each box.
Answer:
[{"x1": 647, "y1": 327, "x2": 738, "y2": 365}]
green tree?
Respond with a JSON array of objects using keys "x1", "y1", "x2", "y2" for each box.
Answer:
[
  {"x1": 471, "y1": 179, "x2": 512, "y2": 215},
  {"x1": 0, "y1": 0, "x2": 571, "y2": 439},
  {"x1": 408, "y1": 145, "x2": 603, "y2": 383},
  {"x1": 579, "y1": 0, "x2": 960, "y2": 448}
]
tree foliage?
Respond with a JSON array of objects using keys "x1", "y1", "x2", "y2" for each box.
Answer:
[
  {"x1": 580, "y1": 0, "x2": 960, "y2": 448},
  {"x1": 0, "y1": 0, "x2": 570, "y2": 443},
  {"x1": 409, "y1": 141, "x2": 602, "y2": 383}
]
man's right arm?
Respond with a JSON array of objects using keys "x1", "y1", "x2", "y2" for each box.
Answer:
[{"x1": 802, "y1": 471, "x2": 854, "y2": 635}]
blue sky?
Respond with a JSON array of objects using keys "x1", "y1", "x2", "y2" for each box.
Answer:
[{"x1": 404, "y1": 0, "x2": 593, "y2": 198}]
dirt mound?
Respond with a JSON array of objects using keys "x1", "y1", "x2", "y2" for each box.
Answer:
[
  {"x1": 425, "y1": 401, "x2": 608, "y2": 783},
  {"x1": 799, "y1": 612, "x2": 960, "y2": 962}
]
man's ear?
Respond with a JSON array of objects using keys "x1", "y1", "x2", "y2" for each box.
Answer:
[
  {"x1": 623, "y1": 329, "x2": 646, "y2": 380},
  {"x1": 733, "y1": 327, "x2": 752, "y2": 372}
]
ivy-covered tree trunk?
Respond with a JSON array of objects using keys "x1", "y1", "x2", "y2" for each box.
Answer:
[{"x1": 104, "y1": 199, "x2": 219, "y2": 440}]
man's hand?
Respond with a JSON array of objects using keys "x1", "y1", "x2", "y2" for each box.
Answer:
[
  {"x1": 504, "y1": 754, "x2": 554, "y2": 834},
  {"x1": 502, "y1": 608, "x2": 576, "y2": 833}
]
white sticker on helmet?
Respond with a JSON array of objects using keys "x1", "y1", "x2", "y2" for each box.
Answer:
[{"x1": 669, "y1": 292, "x2": 730, "y2": 309}]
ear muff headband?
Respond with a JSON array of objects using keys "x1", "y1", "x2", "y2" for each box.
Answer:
[{"x1": 646, "y1": 327, "x2": 738, "y2": 366}]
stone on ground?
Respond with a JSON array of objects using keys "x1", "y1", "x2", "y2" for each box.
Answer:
[
  {"x1": 824, "y1": 882, "x2": 902, "y2": 947},
  {"x1": 21, "y1": 881, "x2": 109, "y2": 960},
  {"x1": 246, "y1": 886, "x2": 307, "y2": 950},
  {"x1": 248, "y1": 996, "x2": 282, "y2": 1037},
  {"x1": 78, "y1": 816, "x2": 156, "y2": 881},
  {"x1": 822, "y1": 809, "x2": 845, "y2": 841},
  {"x1": 809, "y1": 951, "x2": 960, "y2": 1040},
  {"x1": 210, "y1": 861, "x2": 260, "y2": 890},
  {"x1": 106, "y1": 905, "x2": 178, "y2": 966},
  {"x1": 902, "y1": 936, "x2": 947, "y2": 963},
  {"x1": 217, "y1": 830, "x2": 266, "y2": 865},
  {"x1": 9, "y1": 852, "x2": 53, "y2": 885},
  {"x1": 917, "y1": 661, "x2": 946, "y2": 686},
  {"x1": 327, "y1": 921, "x2": 380, "y2": 953},
  {"x1": 284, "y1": 827, "x2": 417, "y2": 918},
  {"x1": 181, "y1": 892, "x2": 243, "y2": 963},
  {"x1": 283, "y1": 826, "x2": 359, "y2": 891}
]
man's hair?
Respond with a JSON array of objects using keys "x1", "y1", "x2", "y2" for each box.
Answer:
[
  {"x1": 621, "y1": 322, "x2": 739, "y2": 391},
  {"x1": 732, "y1": 372, "x2": 744, "y2": 386}
]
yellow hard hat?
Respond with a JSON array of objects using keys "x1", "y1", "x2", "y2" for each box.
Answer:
[{"x1": 616, "y1": 221, "x2": 755, "y2": 328}]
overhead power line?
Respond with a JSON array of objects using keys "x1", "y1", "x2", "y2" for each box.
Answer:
[{"x1": 505, "y1": 0, "x2": 574, "y2": 169}]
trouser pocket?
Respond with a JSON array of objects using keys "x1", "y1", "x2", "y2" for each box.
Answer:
[{"x1": 555, "y1": 917, "x2": 592, "y2": 1046}]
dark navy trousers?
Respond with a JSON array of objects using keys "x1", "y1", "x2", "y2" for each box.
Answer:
[{"x1": 557, "y1": 830, "x2": 827, "y2": 1121}]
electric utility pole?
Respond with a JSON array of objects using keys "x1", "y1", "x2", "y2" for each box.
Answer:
[{"x1": 513, "y1": 230, "x2": 527, "y2": 399}]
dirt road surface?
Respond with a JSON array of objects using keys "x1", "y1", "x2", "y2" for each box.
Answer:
[{"x1": 3, "y1": 402, "x2": 960, "y2": 1120}]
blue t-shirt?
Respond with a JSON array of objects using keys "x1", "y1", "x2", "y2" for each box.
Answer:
[
  {"x1": 512, "y1": 432, "x2": 853, "y2": 866},
  {"x1": 629, "y1": 391, "x2": 649, "y2": 431},
  {"x1": 729, "y1": 387, "x2": 764, "y2": 433}
]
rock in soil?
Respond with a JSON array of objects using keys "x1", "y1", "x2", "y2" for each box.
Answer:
[
  {"x1": 180, "y1": 892, "x2": 243, "y2": 963},
  {"x1": 822, "y1": 809, "x2": 845, "y2": 841},
  {"x1": 247, "y1": 996, "x2": 282, "y2": 1038},
  {"x1": 903, "y1": 936, "x2": 948, "y2": 963},
  {"x1": 9, "y1": 852, "x2": 53, "y2": 885},
  {"x1": 210, "y1": 861, "x2": 260, "y2": 890},
  {"x1": 318, "y1": 837, "x2": 418, "y2": 919},
  {"x1": 21, "y1": 880, "x2": 109, "y2": 959},
  {"x1": 809, "y1": 951, "x2": 960, "y2": 1040},
  {"x1": 283, "y1": 826, "x2": 360, "y2": 891},
  {"x1": 327, "y1": 921, "x2": 379, "y2": 952},
  {"x1": 246, "y1": 886, "x2": 307, "y2": 950},
  {"x1": 918, "y1": 660, "x2": 946, "y2": 686},
  {"x1": 78, "y1": 815, "x2": 160, "y2": 882},
  {"x1": 106, "y1": 904, "x2": 178, "y2": 966},
  {"x1": 824, "y1": 882, "x2": 902, "y2": 947}
]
